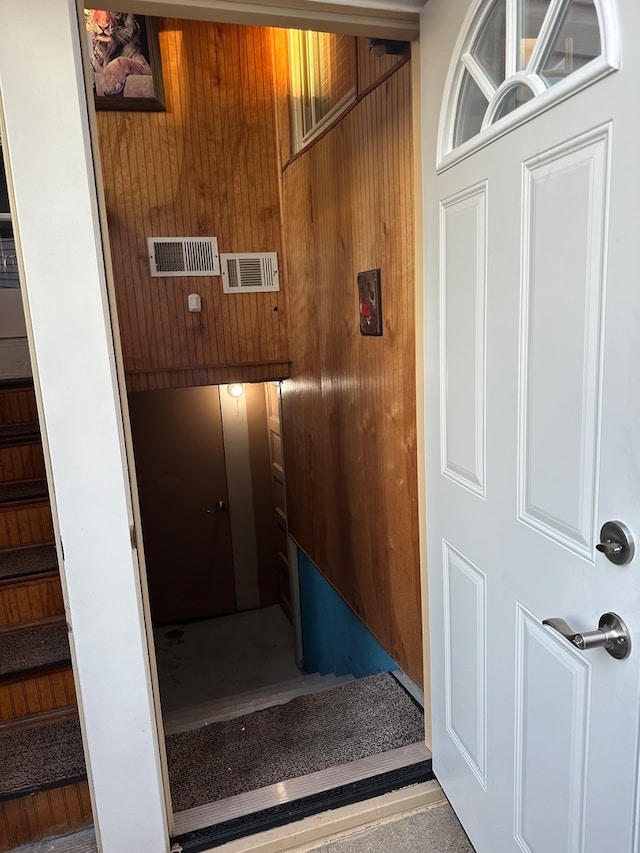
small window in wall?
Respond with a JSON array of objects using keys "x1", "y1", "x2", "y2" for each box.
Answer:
[
  {"x1": 440, "y1": 0, "x2": 617, "y2": 167},
  {"x1": 0, "y1": 147, "x2": 19, "y2": 290},
  {"x1": 289, "y1": 30, "x2": 356, "y2": 152}
]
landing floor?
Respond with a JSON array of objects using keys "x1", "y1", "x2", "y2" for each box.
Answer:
[{"x1": 153, "y1": 605, "x2": 301, "y2": 713}]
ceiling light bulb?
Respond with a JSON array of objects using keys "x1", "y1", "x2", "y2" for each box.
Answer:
[{"x1": 227, "y1": 383, "x2": 244, "y2": 398}]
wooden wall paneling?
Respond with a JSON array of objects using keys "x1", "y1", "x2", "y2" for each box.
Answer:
[
  {"x1": 270, "y1": 29, "x2": 293, "y2": 171},
  {"x1": 0, "y1": 501, "x2": 54, "y2": 550},
  {"x1": 0, "y1": 387, "x2": 37, "y2": 427},
  {"x1": 125, "y1": 361, "x2": 290, "y2": 392},
  {"x1": 96, "y1": 21, "x2": 290, "y2": 390},
  {"x1": 0, "y1": 781, "x2": 92, "y2": 852},
  {"x1": 0, "y1": 443, "x2": 45, "y2": 483},
  {"x1": 356, "y1": 37, "x2": 407, "y2": 94},
  {"x1": 0, "y1": 573, "x2": 64, "y2": 631},
  {"x1": 281, "y1": 62, "x2": 421, "y2": 683},
  {"x1": 0, "y1": 667, "x2": 76, "y2": 726}
]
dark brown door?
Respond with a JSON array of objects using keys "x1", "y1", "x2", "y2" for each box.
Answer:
[{"x1": 128, "y1": 386, "x2": 236, "y2": 623}]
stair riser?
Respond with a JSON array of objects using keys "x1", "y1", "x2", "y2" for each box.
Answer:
[
  {"x1": 0, "y1": 780, "x2": 92, "y2": 851},
  {"x1": 0, "y1": 444, "x2": 45, "y2": 485},
  {"x1": 0, "y1": 574, "x2": 64, "y2": 631},
  {"x1": 0, "y1": 387, "x2": 37, "y2": 428},
  {"x1": 0, "y1": 501, "x2": 54, "y2": 549},
  {"x1": 0, "y1": 666, "x2": 76, "y2": 726}
]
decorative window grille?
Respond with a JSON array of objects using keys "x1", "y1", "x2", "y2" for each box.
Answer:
[{"x1": 439, "y1": 0, "x2": 617, "y2": 168}]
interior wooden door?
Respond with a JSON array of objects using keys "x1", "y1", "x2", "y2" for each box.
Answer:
[{"x1": 129, "y1": 385, "x2": 236, "y2": 622}]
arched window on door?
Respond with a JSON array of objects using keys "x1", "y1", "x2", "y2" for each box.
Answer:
[{"x1": 438, "y1": 0, "x2": 618, "y2": 169}]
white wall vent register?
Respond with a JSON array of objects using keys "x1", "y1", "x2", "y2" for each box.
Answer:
[
  {"x1": 148, "y1": 237, "x2": 220, "y2": 277},
  {"x1": 221, "y1": 252, "x2": 280, "y2": 293}
]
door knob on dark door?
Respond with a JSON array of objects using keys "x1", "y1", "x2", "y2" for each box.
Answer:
[
  {"x1": 206, "y1": 500, "x2": 227, "y2": 513},
  {"x1": 543, "y1": 612, "x2": 631, "y2": 660}
]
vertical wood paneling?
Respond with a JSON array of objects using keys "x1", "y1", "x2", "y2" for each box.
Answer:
[
  {"x1": 0, "y1": 780, "x2": 91, "y2": 852},
  {"x1": 97, "y1": 21, "x2": 289, "y2": 390},
  {"x1": 281, "y1": 63, "x2": 422, "y2": 683},
  {"x1": 0, "y1": 501, "x2": 54, "y2": 549},
  {"x1": 0, "y1": 443, "x2": 45, "y2": 483},
  {"x1": 0, "y1": 574, "x2": 64, "y2": 631},
  {"x1": 0, "y1": 668, "x2": 76, "y2": 725},
  {"x1": 356, "y1": 37, "x2": 407, "y2": 93},
  {"x1": 0, "y1": 387, "x2": 37, "y2": 427}
]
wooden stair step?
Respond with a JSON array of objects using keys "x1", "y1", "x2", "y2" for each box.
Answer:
[
  {"x1": 0, "y1": 499, "x2": 54, "y2": 550},
  {"x1": 0, "y1": 382, "x2": 37, "y2": 429},
  {"x1": 0, "y1": 571, "x2": 64, "y2": 632},
  {"x1": 0, "y1": 665, "x2": 77, "y2": 730},
  {"x1": 0, "y1": 780, "x2": 92, "y2": 852},
  {"x1": 0, "y1": 544, "x2": 57, "y2": 582},
  {"x1": 0, "y1": 442, "x2": 45, "y2": 484},
  {"x1": 0, "y1": 479, "x2": 48, "y2": 506},
  {"x1": 0, "y1": 422, "x2": 40, "y2": 447},
  {"x1": 0, "y1": 624, "x2": 70, "y2": 678}
]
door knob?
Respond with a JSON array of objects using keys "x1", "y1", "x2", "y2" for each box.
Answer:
[
  {"x1": 206, "y1": 500, "x2": 227, "y2": 513},
  {"x1": 543, "y1": 612, "x2": 631, "y2": 660},
  {"x1": 596, "y1": 520, "x2": 634, "y2": 565}
]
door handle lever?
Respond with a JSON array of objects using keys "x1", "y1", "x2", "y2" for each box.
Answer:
[
  {"x1": 206, "y1": 500, "x2": 227, "y2": 513},
  {"x1": 543, "y1": 612, "x2": 631, "y2": 660}
]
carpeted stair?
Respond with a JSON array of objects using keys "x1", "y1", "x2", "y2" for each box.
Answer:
[
  {"x1": 0, "y1": 624, "x2": 70, "y2": 677},
  {"x1": 0, "y1": 543, "x2": 58, "y2": 581},
  {"x1": 0, "y1": 421, "x2": 39, "y2": 448},
  {"x1": 0, "y1": 479, "x2": 48, "y2": 505},
  {"x1": 0, "y1": 379, "x2": 91, "y2": 852},
  {"x1": 0, "y1": 719, "x2": 86, "y2": 797}
]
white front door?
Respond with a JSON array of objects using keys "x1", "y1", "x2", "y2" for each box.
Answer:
[{"x1": 422, "y1": 1, "x2": 640, "y2": 851}]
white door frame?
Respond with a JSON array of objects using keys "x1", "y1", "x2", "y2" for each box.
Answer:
[{"x1": 0, "y1": 2, "x2": 424, "y2": 851}]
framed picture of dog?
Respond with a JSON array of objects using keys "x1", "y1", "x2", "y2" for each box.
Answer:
[{"x1": 84, "y1": 10, "x2": 166, "y2": 111}]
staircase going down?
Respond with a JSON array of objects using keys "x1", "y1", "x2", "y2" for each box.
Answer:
[{"x1": 0, "y1": 380, "x2": 91, "y2": 852}]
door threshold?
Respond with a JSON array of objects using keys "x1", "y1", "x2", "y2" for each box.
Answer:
[
  {"x1": 182, "y1": 779, "x2": 444, "y2": 853},
  {"x1": 172, "y1": 742, "x2": 432, "y2": 850}
]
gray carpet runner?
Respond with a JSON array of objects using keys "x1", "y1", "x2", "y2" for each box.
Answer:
[
  {"x1": 0, "y1": 478, "x2": 48, "y2": 504},
  {"x1": 166, "y1": 672, "x2": 423, "y2": 813},
  {"x1": 0, "y1": 543, "x2": 57, "y2": 581},
  {"x1": 0, "y1": 624, "x2": 70, "y2": 677},
  {"x1": 0, "y1": 719, "x2": 86, "y2": 797}
]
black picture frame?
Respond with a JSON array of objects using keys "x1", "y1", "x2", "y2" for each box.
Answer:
[{"x1": 85, "y1": 12, "x2": 166, "y2": 112}]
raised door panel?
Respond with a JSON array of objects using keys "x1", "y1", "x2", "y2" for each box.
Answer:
[{"x1": 518, "y1": 128, "x2": 609, "y2": 558}]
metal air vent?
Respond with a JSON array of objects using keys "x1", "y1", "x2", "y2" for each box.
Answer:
[
  {"x1": 221, "y1": 253, "x2": 280, "y2": 293},
  {"x1": 148, "y1": 237, "x2": 220, "y2": 277}
]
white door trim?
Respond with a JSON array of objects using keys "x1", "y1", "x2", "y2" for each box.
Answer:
[
  {"x1": 119, "y1": 0, "x2": 420, "y2": 39},
  {"x1": 0, "y1": 2, "x2": 425, "y2": 850}
]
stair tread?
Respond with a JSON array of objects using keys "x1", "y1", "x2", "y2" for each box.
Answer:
[
  {"x1": 0, "y1": 624, "x2": 70, "y2": 677},
  {"x1": 0, "y1": 422, "x2": 39, "y2": 445},
  {"x1": 164, "y1": 671, "x2": 356, "y2": 734},
  {"x1": 0, "y1": 543, "x2": 57, "y2": 581},
  {"x1": 0, "y1": 478, "x2": 48, "y2": 504},
  {"x1": 0, "y1": 717, "x2": 86, "y2": 798}
]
